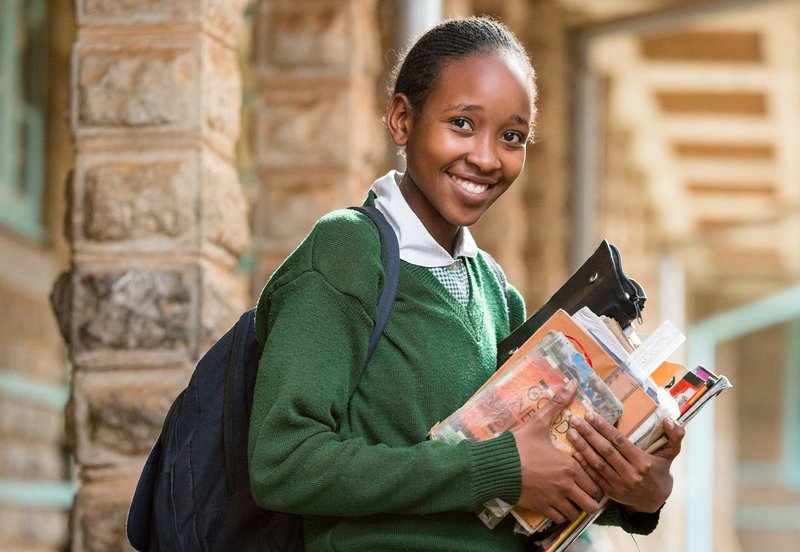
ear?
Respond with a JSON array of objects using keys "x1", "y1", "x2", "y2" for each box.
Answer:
[{"x1": 386, "y1": 93, "x2": 414, "y2": 147}]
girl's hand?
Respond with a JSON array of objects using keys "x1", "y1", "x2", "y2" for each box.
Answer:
[
  {"x1": 567, "y1": 413, "x2": 685, "y2": 513},
  {"x1": 511, "y1": 381, "x2": 602, "y2": 523}
]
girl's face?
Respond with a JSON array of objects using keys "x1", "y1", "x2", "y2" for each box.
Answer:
[{"x1": 388, "y1": 51, "x2": 533, "y2": 254}]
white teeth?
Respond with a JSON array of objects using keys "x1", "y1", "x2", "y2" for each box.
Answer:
[{"x1": 451, "y1": 174, "x2": 490, "y2": 194}]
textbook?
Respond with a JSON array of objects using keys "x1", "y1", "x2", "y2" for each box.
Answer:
[
  {"x1": 537, "y1": 366, "x2": 732, "y2": 552},
  {"x1": 429, "y1": 330, "x2": 623, "y2": 534},
  {"x1": 430, "y1": 304, "x2": 733, "y2": 538}
]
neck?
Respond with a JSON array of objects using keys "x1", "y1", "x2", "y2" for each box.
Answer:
[{"x1": 398, "y1": 174, "x2": 459, "y2": 256}]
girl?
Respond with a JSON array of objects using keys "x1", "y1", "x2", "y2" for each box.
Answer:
[{"x1": 248, "y1": 16, "x2": 683, "y2": 552}]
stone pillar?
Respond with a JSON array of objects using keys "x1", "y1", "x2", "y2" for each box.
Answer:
[
  {"x1": 53, "y1": 1, "x2": 249, "y2": 549},
  {"x1": 251, "y1": 0, "x2": 384, "y2": 288}
]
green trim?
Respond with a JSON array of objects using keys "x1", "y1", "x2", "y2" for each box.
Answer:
[
  {"x1": 0, "y1": 371, "x2": 69, "y2": 409},
  {"x1": 0, "y1": 479, "x2": 75, "y2": 509},
  {"x1": 691, "y1": 284, "x2": 800, "y2": 342},
  {"x1": 0, "y1": 0, "x2": 47, "y2": 243}
]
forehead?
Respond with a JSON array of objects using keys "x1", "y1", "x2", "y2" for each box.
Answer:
[{"x1": 427, "y1": 51, "x2": 533, "y2": 118}]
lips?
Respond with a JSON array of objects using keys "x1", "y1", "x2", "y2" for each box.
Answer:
[{"x1": 448, "y1": 173, "x2": 497, "y2": 195}]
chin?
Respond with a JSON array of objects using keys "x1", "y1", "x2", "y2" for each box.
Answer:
[{"x1": 449, "y1": 209, "x2": 488, "y2": 228}]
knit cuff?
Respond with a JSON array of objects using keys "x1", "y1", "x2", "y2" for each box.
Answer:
[
  {"x1": 466, "y1": 431, "x2": 521, "y2": 508},
  {"x1": 596, "y1": 501, "x2": 664, "y2": 535}
]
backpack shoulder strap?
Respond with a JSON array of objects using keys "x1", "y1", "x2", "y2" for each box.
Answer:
[{"x1": 349, "y1": 206, "x2": 400, "y2": 367}]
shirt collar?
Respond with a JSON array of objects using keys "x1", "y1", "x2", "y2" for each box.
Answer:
[{"x1": 369, "y1": 170, "x2": 478, "y2": 267}]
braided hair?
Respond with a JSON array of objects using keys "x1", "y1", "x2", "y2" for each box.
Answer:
[{"x1": 389, "y1": 16, "x2": 537, "y2": 126}]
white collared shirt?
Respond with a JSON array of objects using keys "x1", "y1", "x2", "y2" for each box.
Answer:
[
  {"x1": 370, "y1": 171, "x2": 478, "y2": 267},
  {"x1": 370, "y1": 171, "x2": 476, "y2": 306}
]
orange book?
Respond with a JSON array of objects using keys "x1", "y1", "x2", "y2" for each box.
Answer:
[
  {"x1": 651, "y1": 361, "x2": 683, "y2": 387},
  {"x1": 481, "y1": 309, "x2": 657, "y2": 437}
]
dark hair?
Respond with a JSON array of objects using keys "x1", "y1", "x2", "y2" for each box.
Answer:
[{"x1": 388, "y1": 16, "x2": 537, "y2": 124}]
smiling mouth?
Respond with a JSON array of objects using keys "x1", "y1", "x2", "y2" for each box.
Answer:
[{"x1": 449, "y1": 173, "x2": 496, "y2": 195}]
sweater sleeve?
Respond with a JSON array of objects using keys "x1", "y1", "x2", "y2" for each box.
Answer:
[{"x1": 248, "y1": 211, "x2": 522, "y2": 518}]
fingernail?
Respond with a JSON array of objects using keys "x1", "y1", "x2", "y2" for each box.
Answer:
[
  {"x1": 664, "y1": 417, "x2": 675, "y2": 428},
  {"x1": 567, "y1": 428, "x2": 579, "y2": 441},
  {"x1": 571, "y1": 416, "x2": 583, "y2": 427},
  {"x1": 585, "y1": 411, "x2": 595, "y2": 422},
  {"x1": 566, "y1": 380, "x2": 577, "y2": 391}
]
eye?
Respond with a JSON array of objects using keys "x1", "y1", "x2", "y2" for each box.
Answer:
[
  {"x1": 450, "y1": 117, "x2": 474, "y2": 131},
  {"x1": 501, "y1": 131, "x2": 527, "y2": 145}
]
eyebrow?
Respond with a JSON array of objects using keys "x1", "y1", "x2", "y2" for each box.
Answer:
[{"x1": 445, "y1": 104, "x2": 529, "y2": 127}]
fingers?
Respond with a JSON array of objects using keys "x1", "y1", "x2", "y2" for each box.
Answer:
[
  {"x1": 573, "y1": 451, "x2": 610, "y2": 494},
  {"x1": 576, "y1": 411, "x2": 641, "y2": 466},
  {"x1": 544, "y1": 483, "x2": 599, "y2": 523},
  {"x1": 568, "y1": 424, "x2": 618, "y2": 485},
  {"x1": 568, "y1": 414, "x2": 631, "y2": 475},
  {"x1": 656, "y1": 417, "x2": 685, "y2": 460},
  {"x1": 545, "y1": 500, "x2": 581, "y2": 524}
]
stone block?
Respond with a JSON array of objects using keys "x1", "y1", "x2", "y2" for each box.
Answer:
[
  {"x1": 71, "y1": 479, "x2": 137, "y2": 552},
  {"x1": 202, "y1": 31, "x2": 242, "y2": 150},
  {"x1": 74, "y1": 38, "x2": 198, "y2": 129},
  {"x1": 77, "y1": 0, "x2": 247, "y2": 48},
  {"x1": 0, "y1": 282, "x2": 66, "y2": 381},
  {"x1": 1, "y1": 326, "x2": 65, "y2": 382},
  {"x1": 77, "y1": 0, "x2": 197, "y2": 23},
  {"x1": 0, "y1": 398, "x2": 63, "y2": 444},
  {"x1": 257, "y1": 0, "x2": 350, "y2": 73},
  {"x1": 73, "y1": 35, "x2": 241, "y2": 157},
  {"x1": 71, "y1": 368, "x2": 191, "y2": 464},
  {"x1": 79, "y1": 154, "x2": 196, "y2": 245},
  {"x1": 0, "y1": 441, "x2": 65, "y2": 480},
  {"x1": 70, "y1": 264, "x2": 198, "y2": 361},
  {"x1": 201, "y1": 150, "x2": 250, "y2": 259},
  {"x1": 199, "y1": 260, "x2": 250, "y2": 351},
  {"x1": 254, "y1": 170, "x2": 345, "y2": 245},
  {"x1": 73, "y1": 148, "x2": 248, "y2": 262},
  {"x1": 0, "y1": 506, "x2": 68, "y2": 550},
  {"x1": 256, "y1": 85, "x2": 350, "y2": 167}
]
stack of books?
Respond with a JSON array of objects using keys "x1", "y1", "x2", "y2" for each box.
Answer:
[{"x1": 428, "y1": 306, "x2": 732, "y2": 549}]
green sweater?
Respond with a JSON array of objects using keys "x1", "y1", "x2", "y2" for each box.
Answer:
[{"x1": 248, "y1": 208, "x2": 660, "y2": 551}]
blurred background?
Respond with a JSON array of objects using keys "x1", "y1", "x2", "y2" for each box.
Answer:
[{"x1": 1, "y1": 0, "x2": 798, "y2": 550}]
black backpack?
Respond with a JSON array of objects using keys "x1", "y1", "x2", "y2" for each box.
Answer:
[{"x1": 126, "y1": 206, "x2": 400, "y2": 552}]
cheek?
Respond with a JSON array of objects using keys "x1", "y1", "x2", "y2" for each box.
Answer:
[{"x1": 502, "y1": 149, "x2": 527, "y2": 182}]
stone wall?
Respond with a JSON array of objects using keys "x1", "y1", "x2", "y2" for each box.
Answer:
[
  {"x1": 53, "y1": 1, "x2": 250, "y2": 549},
  {"x1": 251, "y1": 0, "x2": 385, "y2": 291}
]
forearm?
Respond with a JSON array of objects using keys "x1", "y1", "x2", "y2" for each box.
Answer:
[{"x1": 249, "y1": 415, "x2": 521, "y2": 516}]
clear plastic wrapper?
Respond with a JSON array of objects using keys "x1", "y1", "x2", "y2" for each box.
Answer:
[{"x1": 429, "y1": 331, "x2": 623, "y2": 533}]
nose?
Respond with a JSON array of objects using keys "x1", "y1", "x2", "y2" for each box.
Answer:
[{"x1": 465, "y1": 133, "x2": 501, "y2": 173}]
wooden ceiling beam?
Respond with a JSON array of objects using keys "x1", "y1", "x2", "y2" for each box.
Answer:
[
  {"x1": 640, "y1": 30, "x2": 763, "y2": 62},
  {"x1": 656, "y1": 91, "x2": 767, "y2": 115},
  {"x1": 673, "y1": 143, "x2": 773, "y2": 159}
]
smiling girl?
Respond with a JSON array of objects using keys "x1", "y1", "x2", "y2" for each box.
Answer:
[{"x1": 248, "y1": 16, "x2": 682, "y2": 552}]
